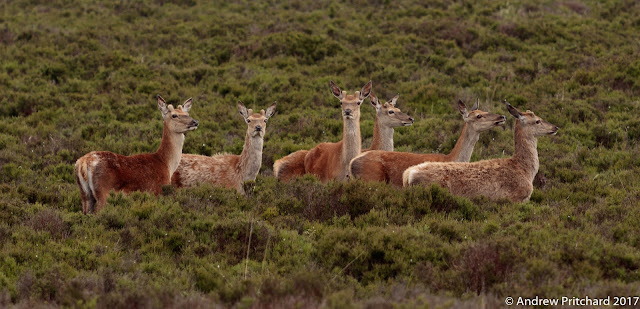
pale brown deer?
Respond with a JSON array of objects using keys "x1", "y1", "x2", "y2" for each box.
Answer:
[
  {"x1": 403, "y1": 101, "x2": 558, "y2": 202},
  {"x1": 172, "y1": 102, "x2": 276, "y2": 194},
  {"x1": 350, "y1": 99, "x2": 506, "y2": 186},
  {"x1": 362, "y1": 92, "x2": 414, "y2": 152},
  {"x1": 75, "y1": 96, "x2": 198, "y2": 214},
  {"x1": 273, "y1": 83, "x2": 411, "y2": 182}
]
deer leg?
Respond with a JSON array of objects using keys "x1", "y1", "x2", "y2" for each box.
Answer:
[
  {"x1": 86, "y1": 194, "x2": 97, "y2": 214},
  {"x1": 93, "y1": 187, "x2": 110, "y2": 213},
  {"x1": 79, "y1": 190, "x2": 88, "y2": 215},
  {"x1": 76, "y1": 172, "x2": 94, "y2": 215},
  {"x1": 79, "y1": 190, "x2": 96, "y2": 215}
]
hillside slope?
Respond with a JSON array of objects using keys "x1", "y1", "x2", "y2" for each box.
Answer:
[{"x1": 0, "y1": 0, "x2": 639, "y2": 307}]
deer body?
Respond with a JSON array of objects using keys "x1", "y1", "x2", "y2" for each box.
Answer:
[
  {"x1": 172, "y1": 102, "x2": 275, "y2": 194},
  {"x1": 273, "y1": 149, "x2": 308, "y2": 182},
  {"x1": 350, "y1": 100, "x2": 506, "y2": 187},
  {"x1": 304, "y1": 120, "x2": 361, "y2": 182},
  {"x1": 75, "y1": 96, "x2": 198, "y2": 214},
  {"x1": 403, "y1": 102, "x2": 558, "y2": 202}
]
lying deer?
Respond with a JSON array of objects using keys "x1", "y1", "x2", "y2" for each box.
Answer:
[
  {"x1": 350, "y1": 99, "x2": 506, "y2": 186},
  {"x1": 75, "y1": 96, "x2": 198, "y2": 214},
  {"x1": 273, "y1": 84, "x2": 411, "y2": 181},
  {"x1": 403, "y1": 101, "x2": 558, "y2": 202},
  {"x1": 172, "y1": 102, "x2": 276, "y2": 194}
]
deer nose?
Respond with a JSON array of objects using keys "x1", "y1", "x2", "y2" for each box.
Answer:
[
  {"x1": 501, "y1": 115, "x2": 506, "y2": 120},
  {"x1": 191, "y1": 120, "x2": 199, "y2": 127},
  {"x1": 255, "y1": 125, "x2": 262, "y2": 131},
  {"x1": 409, "y1": 117, "x2": 414, "y2": 123},
  {"x1": 344, "y1": 109, "x2": 352, "y2": 116}
]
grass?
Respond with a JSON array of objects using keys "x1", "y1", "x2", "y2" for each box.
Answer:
[{"x1": 0, "y1": 0, "x2": 639, "y2": 307}]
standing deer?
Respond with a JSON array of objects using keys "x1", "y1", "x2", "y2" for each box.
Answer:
[
  {"x1": 350, "y1": 99, "x2": 506, "y2": 187},
  {"x1": 75, "y1": 96, "x2": 198, "y2": 214},
  {"x1": 403, "y1": 101, "x2": 558, "y2": 202},
  {"x1": 291, "y1": 81, "x2": 371, "y2": 182},
  {"x1": 362, "y1": 92, "x2": 414, "y2": 152},
  {"x1": 273, "y1": 83, "x2": 410, "y2": 181},
  {"x1": 171, "y1": 102, "x2": 276, "y2": 194}
]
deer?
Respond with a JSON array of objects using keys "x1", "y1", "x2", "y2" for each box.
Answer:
[
  {"x1": 74, "y1": 96, "x2": 198, "y2": 214},
  {"x1": 362, "y1": 92, "x2": 414, "y2": 152},
  {"x1": 271, "y1": 81, "x2": 371, "y2": 183},
  {"x1": 349, "y1": 99, "x2": 506, "y2": 187},
  {"x1": 273, "y1": 84, "x2": 411, "y2": 182},
  {"x1": 403, "y1": 101, "x2": 558, "y2": 202},
  {"x1": 171, "y1": 102, "x2": 276, "y2": 194},
  {"x1": 303, "y1": 80, "x2": 372, "y2": 182}
]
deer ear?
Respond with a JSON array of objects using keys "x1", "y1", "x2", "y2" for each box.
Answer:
[
  {"x1": 458, "y1": 99, "x2": 469, "y2": 118},
  {"x1": 181, "y1": 98, "x2": 193, "y2": 113},
  {"x1": 471, "y1": 98, "x2": 479, "y2": 111},
  {"x1": 158, "y1": 95, "x2": 169, "y2": 116},
  {"x1": 359, "y1": 80, "x2": 372, "y2": 100},
  {"x1": 505, "y1": 100, "x2": 523, "y2": 119},
  {"x1": 369, "y1": 92, "x2": 380, "y2": 109},
  {"x1": 389, "y1": 94, "x2": 399, "y2": 107},
  {"x1": 265, "y1": 102, "x2": 276, "y2": 118},
  {"x1": 329, "y1": 81, "x2": 343, "y2": 100},
  {"x1": 238, "y1": 101, "x2": 249, "y2": 120}
]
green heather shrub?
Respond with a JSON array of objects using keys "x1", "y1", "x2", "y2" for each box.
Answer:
[{"x1": 0, "y1": 0, "x2": 639, "y2": 307}]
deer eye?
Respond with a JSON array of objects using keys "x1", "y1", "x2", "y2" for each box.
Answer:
[
  {"x1": 264, "y1": 119, "x2": 268, "y2": 123},
  {"x1": 247, "y1": 119, "x2": 251, "y2": 123},
  {"x1": 536, "y1": 120, "x2": 541, "y2": 124},
  {"x1": 388, "y1": 111, "x2": 395, "y2": 115},
  {"x1": 172, "y1": 114, "x2": 178, "y2": 118},
  {"x1": 476, "y1": 114, "x2": 482, "y2": 119}
]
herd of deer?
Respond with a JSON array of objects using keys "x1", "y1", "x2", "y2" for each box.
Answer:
[{"x1": 74, "y1": 81, "x2": 558, "y2": 214}]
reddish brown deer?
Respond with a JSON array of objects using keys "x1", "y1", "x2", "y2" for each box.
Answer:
[
  {"x1": 403, "y1": 101, "x2": 558, "y2": 202},
  {"x1": 278, "y1": 81, "x2": 369, "y2": 182},
  {"x1": 172, "y1": 102, "x2": 276, "y2": 194},
  {"x1": 273, "y1": 83, "x2": 410, "y2": 182},
  {"x1": 75, "y1": 96, "x2": 198, "y2": 214},
  {"x1": 350, "y1": 99, "x2": 506, "y2": 186},
  {"x1": 303, "y1": 81, "x2": 371, "y2": 181},
  {"x1": 362, "y1": 92, "x2": 414, "y2": 152}
]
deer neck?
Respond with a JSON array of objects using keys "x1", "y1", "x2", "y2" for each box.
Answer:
[
  {"x1": 512, "y1": 122, "x2": 539, "y2": 180},
  {"x1": 157, "y1": 122, "x2": 185, "y2": 176},
  {"x1": 446, "y1": 123, "x2": 480, "y2": 162},
  {"x1": 238, "y1": 132, "x2": 263, "y2": 181},
  {"x1": 341, "y1": 117, "x2": 362, "y2": 169},
  {"x1": 369, "y1": 116, "x2": 394, "y2": 151}
]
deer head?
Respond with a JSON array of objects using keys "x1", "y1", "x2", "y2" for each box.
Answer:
[
  {"x1": 158, "y1": 95, "x2": 198, "y2": 134},
  {"x1": 459, "y1": 98, "x2": 506, "y2": 132},
  {"x1": 330, "y1": 80, "x2": 372, "y2": 121},
  {"x1": 238, "y1": 101, "x2": 276, "y2": 138},
  {"x1": 505, "y1": 100, "x2": 558, "y2": 136},
  {"x1": 370, "y1": 92, "x2": 414, "y2": 127}
]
